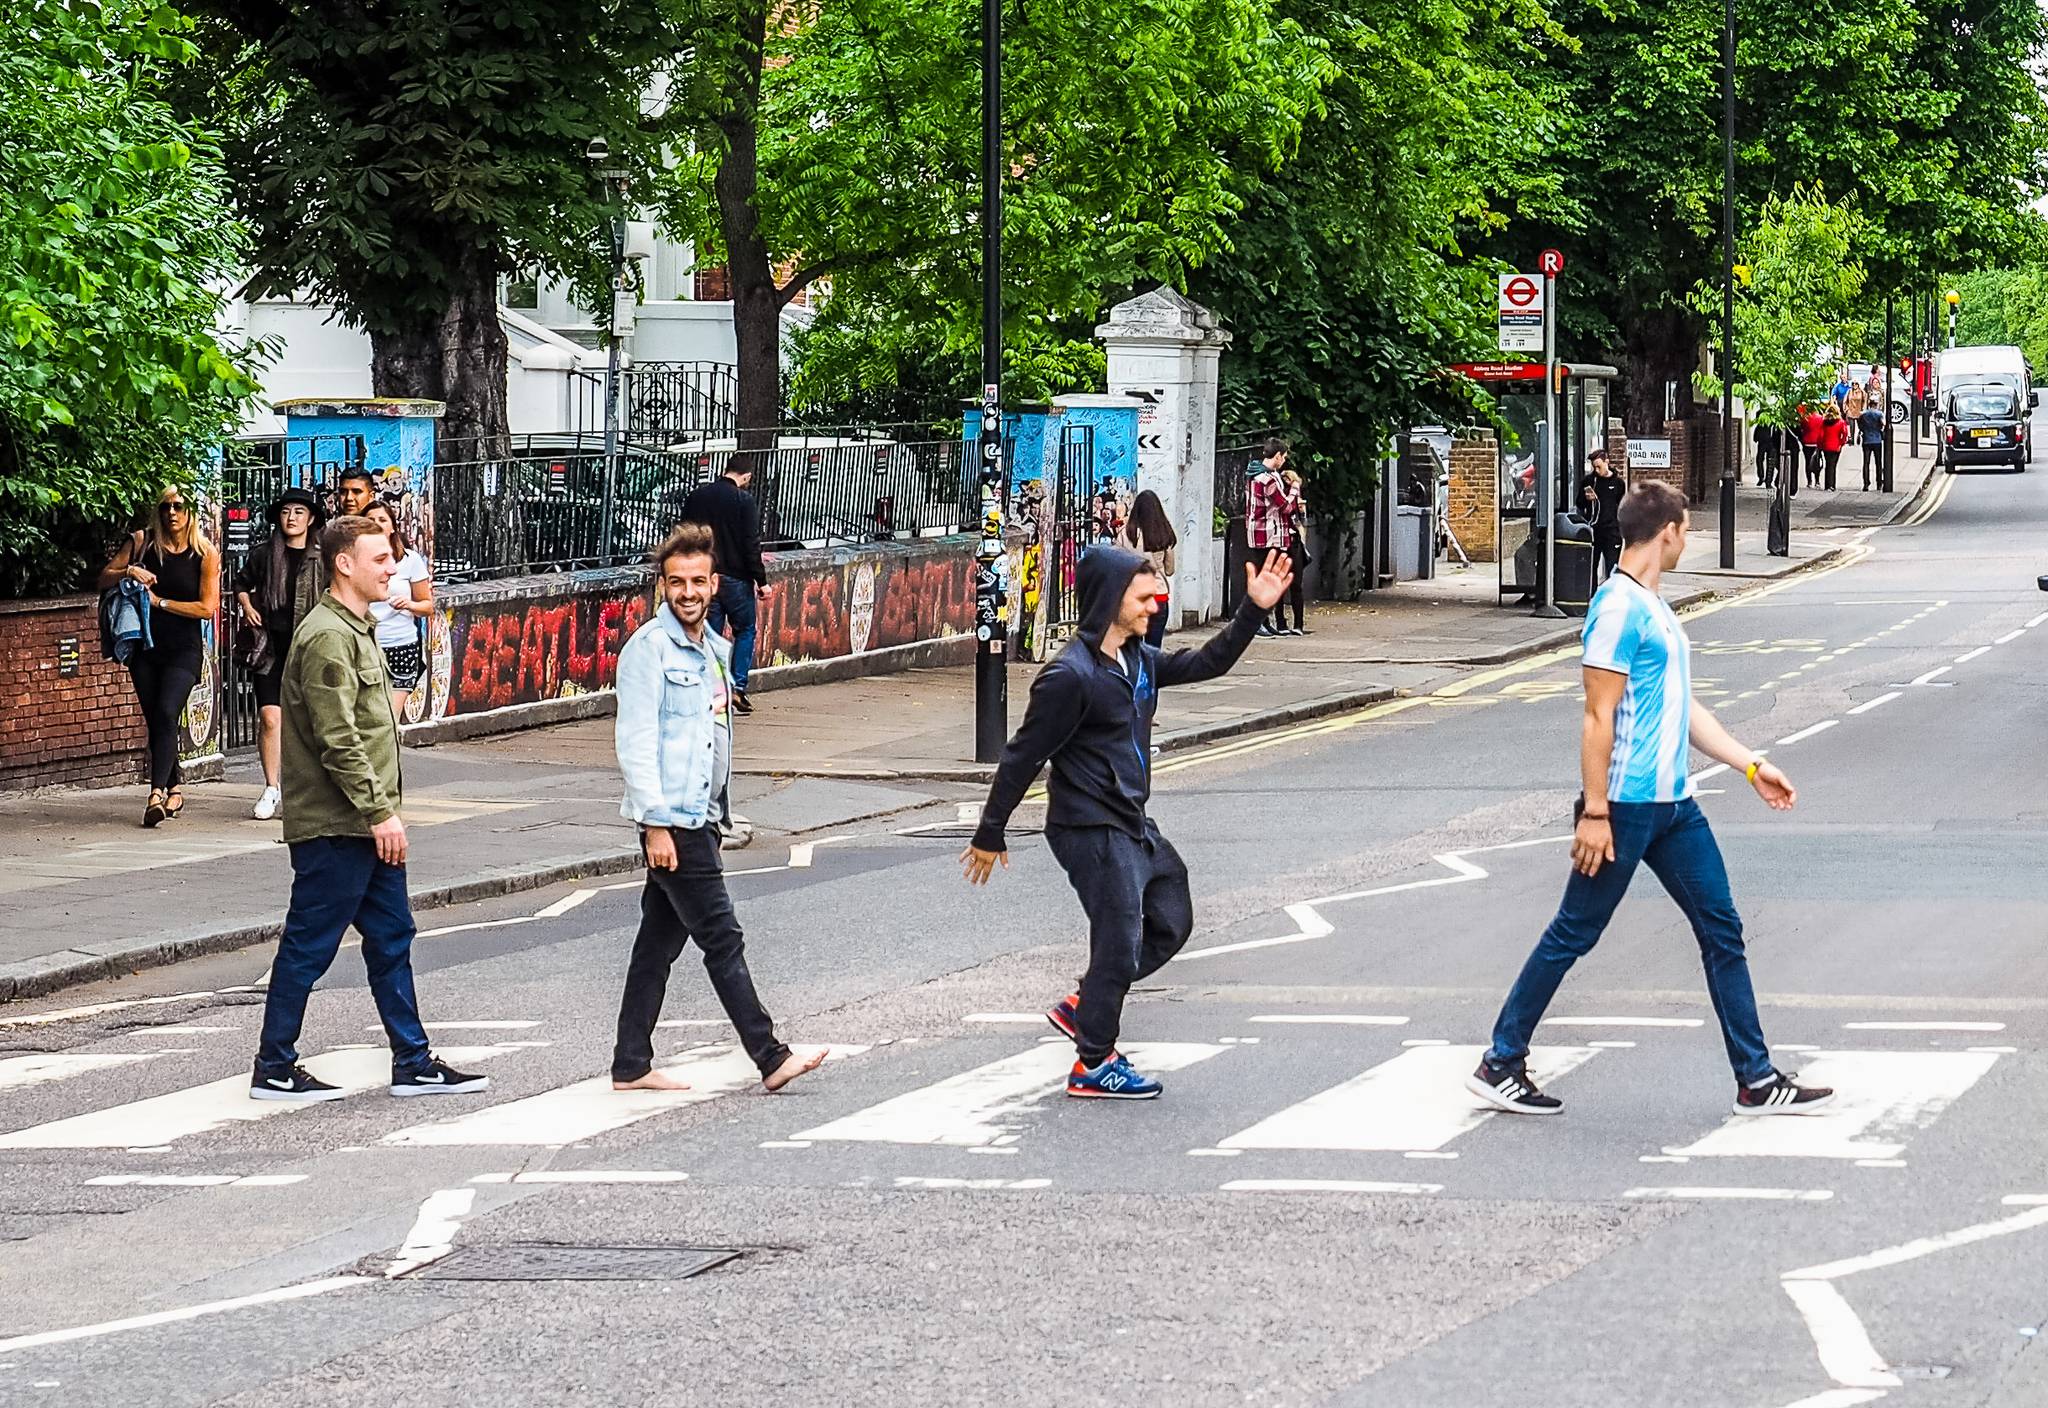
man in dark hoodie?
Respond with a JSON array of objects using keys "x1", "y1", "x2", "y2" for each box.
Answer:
[{"x1": 962, "y1": 543, "x2": 1296, "y2": 1099}]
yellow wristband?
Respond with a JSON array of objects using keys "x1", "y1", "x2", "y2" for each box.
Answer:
[{"x1": 1745, "y1": 760, "x2": 1761, "y2": 783}]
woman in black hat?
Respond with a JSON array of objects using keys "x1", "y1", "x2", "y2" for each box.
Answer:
[{"x1": 233, "y1": 486, "x2": 326, "y2": 821}]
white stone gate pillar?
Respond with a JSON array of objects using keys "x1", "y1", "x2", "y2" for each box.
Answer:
[{"x1": 1096, "y1": 289, "x2": 1232, "y2": 625}]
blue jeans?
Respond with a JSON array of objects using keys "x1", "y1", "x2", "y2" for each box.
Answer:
[
  {"x1": 1487, "y1": 798, "x2": 1774, "y2": 1084},
  {"x1": 256, "y1": 836, "x2": 432, "y2": 1075},
  {"x1": 708, "y1": 578, "x2": 757, "y2": 691}
]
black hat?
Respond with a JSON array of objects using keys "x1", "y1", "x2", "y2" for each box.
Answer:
[{"x1": 267, "y1": 485, "x2": 325, "y2": 526}]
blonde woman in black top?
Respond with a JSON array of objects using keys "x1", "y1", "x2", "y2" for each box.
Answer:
[{"x1": 98, "y1": 488, "x2": 220, "y2": 826}]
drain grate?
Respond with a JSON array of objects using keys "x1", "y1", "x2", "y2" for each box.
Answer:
[{"x1": 407, "y1": 1244, "x2": 740, "y2": 1282}]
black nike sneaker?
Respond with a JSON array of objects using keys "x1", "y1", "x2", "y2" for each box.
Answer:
[
  {"x1": 250, "y1": 1063, "x2": 346, "y2": 1103},
  {"x1": 1465, "y1": 1057, "x2": 1564, "y2": 1115},
  {"x1": 390, "y1": 1056, "x2": 491, "y2": 1098}
]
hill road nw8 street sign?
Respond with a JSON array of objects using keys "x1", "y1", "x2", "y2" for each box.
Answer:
[{"x1": 1498, "y1": 272, "x2": 1544, "y2": 352}]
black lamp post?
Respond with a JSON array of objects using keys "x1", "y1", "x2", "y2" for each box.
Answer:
[
  {"x1": 972, "y1": 0, "x2": 1007, "y2": 762},
  {"x1": 588, "y1": 137, "x2": 629, "y2": 560},
  {"x1": 1718, "y1": 0, "x2": 1737, "y2": 570}
]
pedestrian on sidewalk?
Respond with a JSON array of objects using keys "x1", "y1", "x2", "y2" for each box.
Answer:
[
  {"x1": 97, "y1": 488, "x2": 219, "y2": 828},
  {"x1": 1820, "y1": 403, "x2": 1851, "y2": 490},
  {"x1": 234, "y1": 487, "x2": 325, "y2": 822},
  {"x1": 1117, "y1": 489, "x2": 1178, "y2": 648},
  {"x1": 1843, "y1": 373, "x2": 1868, "y2": 425},
  {"x1": 1580, "y1": 449, "x2": 1625, "y2": 582},
  {"x1": 1799, "y1": 403, "x2": 1825, "y2": 488},
  {"x1": 1751, "y1": 422, "x2": 1777, "y2": 488},
  {"x1": 362, "y1": 500, "x2": 433, "y2": 719},
  {"x1": 1465, "y1": 481, "x2": 1833, "y2": 1120},
  {"x1": 1247, "y1": 439, "x2": 1290, "y2": 636},
  {"x1": 1857, "y1": 397, "x2": 1886, "y2": 490},
  {"x1": 680, "y1": 456, "x2": 770, "y2": 716},
  {"x1": 333, "y1": 466, "x2": 375, "y2": 519},
  {"x1": 250, "y1": 514, "x2": 488, "y2": 1103},
  {"x1": 610, "y1": 523, "x2": 824, "y2": 1095},
  {"x1": 1831, "y1": 366, "x2": 1853, "y2": 411},
  {"x1": 1271, "y1": 468, "x2": 1312, "y2": 635},
  {"x1": 961, "y1": 544, "x2": 1296, "y2": 1100}
]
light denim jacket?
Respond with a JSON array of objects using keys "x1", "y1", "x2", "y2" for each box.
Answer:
[{"x1": 615, "y1": 604, "x2": 733, "y2": 830}]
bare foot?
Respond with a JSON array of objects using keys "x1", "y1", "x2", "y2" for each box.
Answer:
[
  {"x1": 763, "y1": 1047, "x2": 827, "y2": 1092},
  {"x1": 612, "y1": 1069, "x2": 691, "y2": 1092}
]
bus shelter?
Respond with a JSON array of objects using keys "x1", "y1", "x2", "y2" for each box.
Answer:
[{"x1": 1448, "y1": 361, "x2": 1619, "y2": 602}]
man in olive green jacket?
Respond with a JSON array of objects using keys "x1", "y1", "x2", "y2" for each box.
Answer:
[{"x1": 251, "y1": 515, "x2": 487, "y2": 1103}]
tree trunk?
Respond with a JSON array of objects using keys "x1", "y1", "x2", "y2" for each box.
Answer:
[
  {"x1": 369, "y1": 254, "x2": 509, "y2": 462},
  {"x1": 1621, "y1": 304, "x2": 1699, "y2": 435},
  {"x1": 713, "y1": 0, "x2": 778, "y2": 462}
]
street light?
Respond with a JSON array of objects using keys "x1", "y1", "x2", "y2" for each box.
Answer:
[
  {"x1": 588, "y1": 137, "x2": 630, "y2": 560},
  {"x1": 1945, "y1": 288, "x2": 1960, "y2": 350},
  {"x1": 1718, "y1": 0, "x2": 1737, "y2": 569}
]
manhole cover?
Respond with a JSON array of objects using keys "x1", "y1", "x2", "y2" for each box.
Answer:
[{"x1": 408, "y1": 1244, "x2": 740, "y2": 1282}]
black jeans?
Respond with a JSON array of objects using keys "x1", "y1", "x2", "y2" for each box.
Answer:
[
  {"x1": 1862, "y1": 444, "x2": 1882, "y2": 485},
  {"x1": 1271, "y1": 541, "x2": 1308, "y2": 632},
  {"x1": 257, "y1": 836, "x2": 433, "y2": 1075},
  {"x1": 1594, "y1": 533, "x2": 1622, "y2": 583},
  {"x1": 1822, "y1": 448, "x2": 1841, "y2": 489},
  {"x1": 1046, "y1": 821, "x2": 1195, "y2": 1066},
  {"x1": 612, "y1": 824, "x2": 789, "y2": 1082},
  {"x1": 128, "y1": 648, "x2": 200, "y2": 789}
]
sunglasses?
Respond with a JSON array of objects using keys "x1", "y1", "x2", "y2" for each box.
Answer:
[{"x1": 157, "y1": 501, "x2": 187, "y2": 517}]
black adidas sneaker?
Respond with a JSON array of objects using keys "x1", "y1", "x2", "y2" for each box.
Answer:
[
  {"x1": 1465, "y1": 1057, "x2": 1564, "y2": 1115},
  {"x1": 1733, "y1": 1069, "x2": 1834, "y2": 1116}
]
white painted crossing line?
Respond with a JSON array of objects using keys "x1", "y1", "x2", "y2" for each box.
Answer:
[
  {"x1": 962, "y1": 1013, "x2": 1049, "y2": 1025},
  {"x1": 470, "y1": 1170, "x2": 689, "y2": 1185},
  {"x1": 1221, "y1": 1179, "x2": 1443, "y2": 1195},
  {"x1": 894, "y1": 1176, "x2": 1051, "y2": 1191},
  {"x1": 2001, "y1": 1194, "x2": 2048, "y2": 1205},
  {"x1": 1777, "y1": 720, "x2": 1840, "y2": 746},
  {"x1": 0, "y1": 1275, "x2": 371, "y2": 1355},
  {"x1": 385, "y1": 1044, "x2": 866, "y2": 1147},
  {"x1": 1846, "y1": 692, "x2": 1900, "y2": 716},
  {"x1": 794, "y1": 1043, "x2": 1225, "y2": 1148},
  {"x1": 1216, "y1": 1045, "x2": 1597, "y2": 1153},
  {"x1": 1771, "y1": 1389, "x2": 1888, "y2": 1408},
  {"x1": 0, "y1": 1052, "x2": 157, "y2": 1092},
  {"x1": 1788, "y1": 1203, "x2": 2048, "y2": 1282},
  {"x1": 86, "y1": 1174, "x2": 307, "y2": 1188},
  {"x1": 1997, "y1": 629, "x2": 2025, "y2": 644},
  {"x1": 1542, "y1": 1016, "x2": 1703, "y2": 1028},
  {"x1": 1843, "y1": 1020, "x2": 2003, "y2": 1032},
  {"x1": 1666, "y1": 1050, "x2": 1999, "y2": 1161},
  {"x1": 0, "y1": 1046, "x2": 516, "y2": 1150},
  {"x1": 1625, "y1": 1187, "x2": 1834, "y2": 1202},
  {"x1": 1908, "y1": 665, "x2": 1952, "y2": 685},
  {"x1": 1246, "y1": 1014, "x2": 1408, "y2": 1027},
  {"x1": 368, "y1": 1021, "x2": 542, "y2": 1032},
  {"x1": 1781, "y1": 1281, "x2": 1897, "y2": 1387},
  {"x1": 2029, "y1": 612, "x2": 2048, "y2": 629}
]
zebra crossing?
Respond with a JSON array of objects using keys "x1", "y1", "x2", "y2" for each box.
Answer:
[{"x1": 0, "y1": 1013, "x2": 2020, "y2": 1198}]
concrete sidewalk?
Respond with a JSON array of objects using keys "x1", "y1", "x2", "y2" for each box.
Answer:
[{"x1": 0, "y1": 443, "x2": 1936, "y2": 1001}]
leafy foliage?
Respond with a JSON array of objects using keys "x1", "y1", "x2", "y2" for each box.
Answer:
[
  {"x1": 1691, "y1": 187, "x2": 1865, "y2": 426},
  {"x1": 0, "y1": 0, "x2": 260, "y2": 597}
]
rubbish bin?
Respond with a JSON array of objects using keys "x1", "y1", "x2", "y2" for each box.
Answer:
[
  {"x1": 1394, "y1": 505, "x2": 1434, "y2": 581},
  {"x1": 1552, "y1": 512, "x2": 1595, "y2": 615}
]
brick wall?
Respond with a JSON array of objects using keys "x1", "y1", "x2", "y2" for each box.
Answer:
[
  {"x1": 1446, "y1": 429, "x2": 1499, "y2": 562},
  {"x1": 0, "y1": 597, "x2": 145, "y2": 790}
]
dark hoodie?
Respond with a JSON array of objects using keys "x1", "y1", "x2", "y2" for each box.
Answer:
[{"x1": 971, "y1": 545, "x2": 1266, "y2": 851}]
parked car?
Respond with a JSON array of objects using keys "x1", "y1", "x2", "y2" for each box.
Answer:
[{"x1": 1844, "y1": 362, "x2": 1912, "y2": 425}]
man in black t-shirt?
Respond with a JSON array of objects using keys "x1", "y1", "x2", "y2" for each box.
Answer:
[
  {"x1": 1580, "y1": 450, "x2": 1626, "y2": 583},
  {"x1": 678, "y1": 458, "x2": 771, "y2": 714}
]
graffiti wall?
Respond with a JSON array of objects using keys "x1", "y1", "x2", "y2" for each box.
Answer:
[{"x1": 418, "y1": 538, "x2": 975, "y2": 725}]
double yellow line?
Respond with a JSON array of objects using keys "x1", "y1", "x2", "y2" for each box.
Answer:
[{"x1": 1897, "y1": 466, "x2": 1959, "y2": 528}]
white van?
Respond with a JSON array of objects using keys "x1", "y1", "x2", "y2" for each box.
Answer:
[{"x1": 1933, "y1": 346, "x2": 2037, "y2": 470}]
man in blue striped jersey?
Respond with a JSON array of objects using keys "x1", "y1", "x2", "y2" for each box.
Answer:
[{"x1": 1468, "y1": 481, "x2": 1835, "y2": 1117}]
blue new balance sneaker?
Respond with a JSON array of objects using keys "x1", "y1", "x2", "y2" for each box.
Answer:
[
  {"x1": 1045, "y1": 992, "x2": 1081, "y2": 1043},
  {"x1": 1066, "y1": 1054, "x2": 1163, "y2": 1100}
]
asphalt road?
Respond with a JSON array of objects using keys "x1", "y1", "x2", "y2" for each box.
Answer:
[{"x1": 2, "y1": 450, "x2": 2045, "y2": 1408}]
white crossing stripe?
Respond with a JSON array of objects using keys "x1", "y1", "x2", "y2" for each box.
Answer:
[
  {"x1": 0, "y1": 1052, "x2": 158, "y2": 1092},
  {"x1": 1218, "y1": 1044, "x2": 1598, "y2": 1153},
  {"x1": 1221, "y1": 1179, "x2": 1443, "y2": 1195},
  {"x1": 384, "y1": 1045, "x2": 866, "y2": 1147},
  {"x1": 793, "y1": 1043, "x2": 1226, "y2": 1148},
  {"x1": 0, "y1": 1046, "x2": 515, "y2": 1150},
  {"x1": 1666, "y1": 1050, "x2": 1999, "y2": 1161}
]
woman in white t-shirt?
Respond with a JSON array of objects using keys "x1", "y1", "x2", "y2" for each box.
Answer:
[{"x1": 363, "y1": 500, "x2": 433, "y2": 717}]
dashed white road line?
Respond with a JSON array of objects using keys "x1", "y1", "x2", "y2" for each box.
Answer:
[
  {"x1": 1843, "y1": 1021, "x2": 2004, "y2": 1032},
  {"x1": 1246, "y1": 1015, "x2": 1409, "y2": 1027},
  {"x1": 1624, "y1": 1187, "x2": 1834, "y2": 1202},
  {"x1": 1777, "y1": 720, "x2": 1840, "y2": 746},
  {"x1": 0, "y1": 1275, "x2": 371, "y2": 1354},
  {"x1": 1542, "y1": 1017, "x2": 1703, "y2": 1029},
  {"x1": 1909, "y1": 665, "x2": 1952, "y2": 685},
  {"x1": 1996, "y1": 629, "x2": 2024, "y2": 644},
  {"x1": 469, "y1": 1171, "x2": 688, "y2": 1185},
  {"x1": 2028, "y1": 611, "x2": 2048, "y2": 629},
  {"x1": 1954, "y1": 646, "x2": 1991, "y2": 663},
  {"x1": 1221, "y1": 1179, "x2": 1443, "y2": 1195},
  {"x1": 1846, "y1": 692, "x2": 1900, "y2": 716}
]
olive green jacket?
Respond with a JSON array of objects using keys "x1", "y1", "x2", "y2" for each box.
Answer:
[{"x1": 280, "y1": 593, "x2": 401, "y2": 843}]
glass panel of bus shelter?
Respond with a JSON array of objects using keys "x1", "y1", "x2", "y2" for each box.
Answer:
[
  {"x1": 1497, "y1": 390, "x2": 1545, "y2": 595},
  {"x1": 1581, "y1": 380, "x2": 1609, "y2": 502}
]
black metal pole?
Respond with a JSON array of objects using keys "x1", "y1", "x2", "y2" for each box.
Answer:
[
  {"x1": 972, "y1": 0, "x2": 1007, "y2": 763},
  {"x1": 1718, "y1": 0, "x2": 1737, "y2": 568},
  {"x1": 1883, "y1": 296, "x2": 1897, "y2": 492},
  {"x1": 1908, "y1": 288, "x2": 1921, "y2": 460},
  {"x1": 599, "y1": 197, "x2": 624, "y2": 562}
]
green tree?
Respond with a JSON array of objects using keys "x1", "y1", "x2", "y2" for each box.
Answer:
[
  {"x1": 185, "y1": 0, "x2": 686, "y2": 453},
  {"x1": 1190, "y1": 0, "x2": 1562, "y2": 512},
  {"x1": 1692, "y1": 188, "x2": 1865, "y2": 427},
  {"x1": 658, "y1": 0, "x2": 1333, "y2": 446},
  {"x1": 1, "y1": 0, "x2": 260, "y2": 597}
]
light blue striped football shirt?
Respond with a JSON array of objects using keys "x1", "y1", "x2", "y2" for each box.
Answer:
[{"x1": 1581, "y1": 572, "x2": 1693, "y2": 803}]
